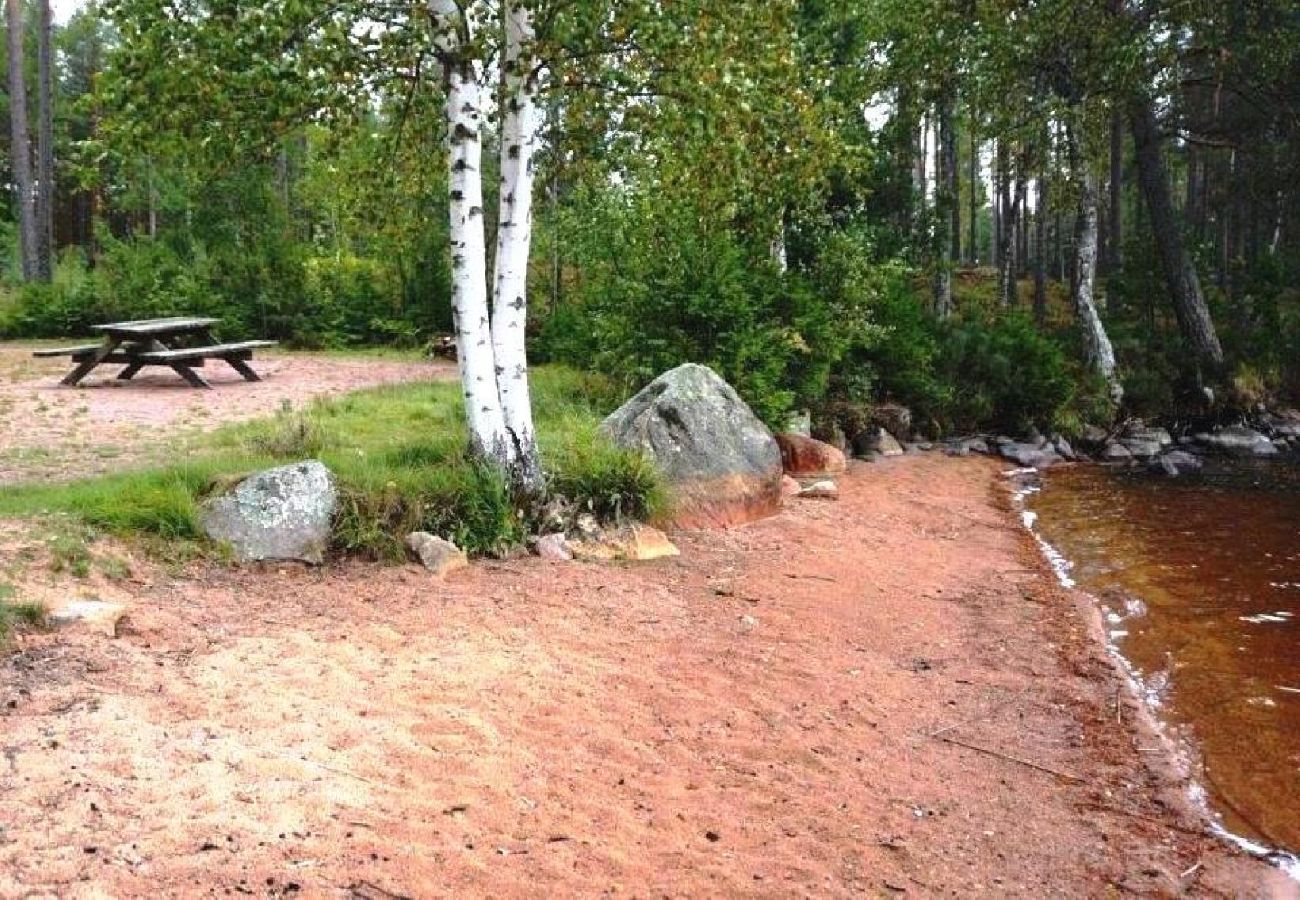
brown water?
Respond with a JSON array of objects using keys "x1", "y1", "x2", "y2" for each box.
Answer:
[{"x1": 1029, "y1": 460, "x2": 1300, "y2": 857}]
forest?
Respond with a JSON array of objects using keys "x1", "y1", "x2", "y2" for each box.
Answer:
[{"x1": 2, "y1": 0, "x2": 1299, "y2": 452}]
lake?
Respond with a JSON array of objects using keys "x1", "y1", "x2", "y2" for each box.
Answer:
[{"x1": 1028, "y1": 459, "x2": 1300, "y2": 863}]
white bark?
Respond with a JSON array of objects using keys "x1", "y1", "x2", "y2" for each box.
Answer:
[
  {"x1": 1073, "y1": 170, "x2": 1122, "y2": 407},
  {"x1": 491, "y1": 0, "x2": 543, "y2": 489},
  {"x1": 429, "y1": 0, "x2": 511, "y2": 465}
]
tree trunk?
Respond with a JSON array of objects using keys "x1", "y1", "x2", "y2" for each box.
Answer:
[
  {"x1": 993, "y1": 140, "x2": 1003, "y2": 269},
  {"x1": 35, "y1": 0, "x2": 53, "y2": 281},
  {"x1": 996, "y1": 145, "x2": 1022, "y2": 307},
  {"x1": 931, "y1": 93, "x2": 954, "y2": 319},
  {"x1": 1128, "y1": 96, "x2": 1224, "y2": 368},
  {"x1": 491, "y1": 0, "x2": 543, "y2": 490},
  {"x1": 1073, "y1": 168, "x2": 1122, "y2": 406},
  {"x1": 7, "y1": 0, "x2": 38, "y2": 282},
  {"x1": 429, "y1": 0, "x2": 511, "y2": 466},
  {"x1": 1108, "y1": 109, "x2": 1123, "y2": 273},
  {"x1": 1033, "y1": 177, "x2": 1047, "y2": 325},
  {"x1": 968, "y1": 126, "x2": 978, "y2": 264}
]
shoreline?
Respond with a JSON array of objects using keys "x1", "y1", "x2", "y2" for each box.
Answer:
[
  {"x1": 1, "y1": 454, "x2": 1295, "y2": 895},
  {"x1": 1011, "y1": 464, "x2": 1300, "y2": 885}
]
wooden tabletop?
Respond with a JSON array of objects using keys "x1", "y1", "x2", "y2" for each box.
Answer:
[{"x1": 91, "y1": 317, "x2": 219, "y2": 337}]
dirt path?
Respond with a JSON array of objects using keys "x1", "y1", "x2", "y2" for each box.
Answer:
[
  {"x1": 0, "y1": 345, "x2": 452, "y2": 484},
  {"x1": 0, "y1": 456, "x2": 1291, "y2": 897}
]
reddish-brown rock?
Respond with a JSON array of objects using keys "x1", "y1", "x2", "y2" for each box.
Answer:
[{"x1": 775, "y1": 433, "x2": 847, "y2": 477}]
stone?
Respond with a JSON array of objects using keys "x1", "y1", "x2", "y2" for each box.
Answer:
[
  {"x1": 780, "y1": 475, "x2": 802, "y2": 497},
  {"x1": 1263, "y1": 414, "x2": 1300, "y2": 439},
  {"x1": 962, "y1": 437, "x2": 990, "y2": 455},
  {"x1": 406, "y1": 533, "x2": 469, "y2": 577},
  {"x1": 535, "y1": 533, "x2": 573, "y2": 561},
  {"x1": 774, "y1": 433, "x2": 847, "y2": 477},
  {"x1": 1121, "y1": 438, "x2": 1164, "y2": 460},
  {"x1": 599, "y1": 364, "x2": 782, "y2": 528},
  {"x1": 797, "y1": 480, "x2": 839, "y2": 500},
  {"x1": 998, "y1": 442, "x2": 1062, "y2": 469},
  {"x1": 1076, "y1": 425, "x2": 1110, "y2": 451},
  {"x1": 852, "y1": 426, "x2": 904, "y2": 459},
  {"x1": 46, "y1": 599, "x2": 126, "y2": 638},
  {"x1": 570, "y1": 524, "x2": 680, "y2": 562},
  {"x1": 870, "y1": 403, "x2": 913, "y2": 440},
  {"x1": 1123, "y1": 424, "x2": 1173, "y2": 447},
  {"x1": 1053, "y1": 436, "x2": 1076, "y2": 461},
  {"x1": 1149, "y1": 450, "x2": 1203, "y2": 477},
  {"x1": 1194, "y1": 426, "x2": 1279, "y2": 458},
  {"x1": 1101, "y1": 441, "x2": 1133, "y2": 462},
  {"x1": 199, "y1": 461, "x2": 337, "y2": 564}
]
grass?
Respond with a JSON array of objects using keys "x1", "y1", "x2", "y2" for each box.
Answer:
[
  {"x1": 0, "y1": 366, "x2": 664, "y2": 560},
  {"x1": 0, "y1": 583, "x2": 44, "y2": 643}
]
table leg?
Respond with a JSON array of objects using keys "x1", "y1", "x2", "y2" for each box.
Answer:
[
  {"x1": 61, "y1": 338, "x2": 121, "y2": 386},
  {"x1": 224, "y1": 356, "x2": 262, "y2": 382},
  {"x1": 117, "y1": 363, "x2": 144, "y2": 380},
  {"x1": 172, "y1": 364, "x2": 212, "y2": 389}
]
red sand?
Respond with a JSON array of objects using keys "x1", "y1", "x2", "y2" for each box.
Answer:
[{"x1": 1, "y1": 455, "x2": 1290, "y2": 897}]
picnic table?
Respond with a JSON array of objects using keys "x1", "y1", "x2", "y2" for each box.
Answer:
[{"x1": 33, "y1": 317, "x2": 277, "y2": 389}]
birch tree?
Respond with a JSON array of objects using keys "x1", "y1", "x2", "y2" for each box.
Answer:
[{"x1": 427, "y1": 0, "x2": 542, "y2": 489}]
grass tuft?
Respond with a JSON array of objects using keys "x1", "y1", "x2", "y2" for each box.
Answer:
[{"x1": 0, "y1": 583, "x2": 45, "y2": 643}]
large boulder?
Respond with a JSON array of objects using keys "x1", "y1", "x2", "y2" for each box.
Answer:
[
  {"x1": 199, "y1": 461, "x2": 337, "y2": 564},
  {"x1": 775, "y1": 433, "x2": 847, "y2": 477},
  {"x1": 599, "y1": 364, "x2": 782, "y2": 527},
  {"x1": 998, "y1": 442, "x2": 1062, "y2": 469}
]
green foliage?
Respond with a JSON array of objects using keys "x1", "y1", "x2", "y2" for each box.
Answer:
[
  {"x1": 538, "y1": 184, "x2": 851, "y2": 428},
  {"x1": 931, "y1": 312, "x2": 1075, "y2": 434}
]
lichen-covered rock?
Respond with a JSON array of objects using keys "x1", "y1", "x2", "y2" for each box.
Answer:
[
  {"x1": 599, "y1": 364, "x2": 782, "y2": 527},
  {"x1": 775, "y1": 433, "x2": 847, "y2": 477},
  {"x1": 200, "y1": 461, "x2": 336, "y2": 564},
  {"x1": 406, "y1": 532, "x2": 469, "y2": 577},
  {"x1": 534, "y1": 533, "x2": 574, "y2": 561}
]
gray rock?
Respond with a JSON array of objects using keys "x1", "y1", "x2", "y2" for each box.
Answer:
[
  {"x1": 1101, "y1": 442, "x2": 1133, "y2": 463},
  {"x1": 535, "y1": 532, "x2": 574, "y2": 561},
  {"x1": 870, "y1": 403, "x2": 912, "y2": 440},
  {"x1": 1123, "y1": 424, "x2": 1173, "y2": 447},
  {"x1": 1150, "y1": 450, "x2": 1203, "y2": 477},
  {"x1": 406, "y1": 532, "x2": 468, "y2": 576},
  {"x1": 963, "y1": 437, "x2": 990, "y2": 455},
  {"x1": 998, "y1": 442, "x2": 1062, "y2": 469},
  {"x1": 1194, "y1": 426, "x2": 1279, "y2": 458},
  {"x1": 1053, "y1": 436, "x2": 1076, "y2": 461},
  {"x1": 852, "y1": 426, "x2": 904, "y2": 459},
  {"x1": 1121, "y1": 438, "x2": 1164, "y2": 460},
  {"x1": 599, "y1": 363, "x2": 782, "y2": 526},
  {"x1": 200, "y1": 461, "x2": 337, "y2": 564}
]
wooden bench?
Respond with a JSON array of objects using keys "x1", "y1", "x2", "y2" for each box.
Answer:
[
  {"x1": 136, "y1": 341, "x2": 278, "y2": 386},
  {"x1": 32, "y1": 343, "x2": 106, "y2": 358}
]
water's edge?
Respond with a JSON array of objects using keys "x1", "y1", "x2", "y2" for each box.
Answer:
[{"x1": 1005, "y1": 467, "x2": 1300, "y2": 882}]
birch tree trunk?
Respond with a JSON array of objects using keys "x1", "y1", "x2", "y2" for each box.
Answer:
[
  {"x1": 996, "y1": 145, "x2": 1022, "y2": 307},
  {"x1": 428, "y1": 0, "x2": 511, "y2": 466},
  {"x1": 1073, "y1": 169, "x2": 1122, "y2": 406},
  {"x1": 1128, "y1": 96, "x2": 1224, "y2": 368},
  {"x1": 7, "y1": 0, "x2": 38, "y2": 282},
  {"x1": 491, "y1": 0, "x2": 543, "y2": 490}
]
